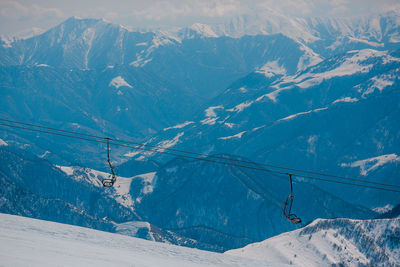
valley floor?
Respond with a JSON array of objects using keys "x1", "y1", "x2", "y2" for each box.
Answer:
[{"x1": 0, "y1": 213, "x2": 288, "y2": 267}]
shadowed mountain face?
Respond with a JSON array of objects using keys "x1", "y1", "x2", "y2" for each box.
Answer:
[
  {"x1": 0, "y1": 146, "x2": 137, "y2": 230},
  {"x1": 132, "y1": 156, "x2": 376, "y2": 251},
  {"x1": 135, "y1": 48, "x2": 400, "y2": 209},
  {"x1": 1, "y1": 16, "x2": 399, "y2": 171},
  {"x1": 0, "y1": 17, "x2": 314, "y2": 168},
  {"x1": 0, "y1": 17, "x2": 309, "y2": 97},
  {"x1": 0, "y1": 144, "x2": 377, "y2": 252}
]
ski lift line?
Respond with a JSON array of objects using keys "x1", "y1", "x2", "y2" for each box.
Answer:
[
  {"x1": 283, "y1": 174, "x2": 301, "y2": 224},
  {"x1": 1, "y1": 122, "x2": 400, "y2": 193},
  {"x1": 0, "y1": 118, "x2": 107, "y2": 140},
  {"x1": 294, "y1": 174, "x2": 400, "y2": 193},
  {"x1": 0, "y1": 118, "x2": 398, "y2": 189},
  {"x1": 0, "y1": 122, "x2": 286, "y2": 174},
  {"x1": 0, "y1": 121, "x2": 284, "y2": 171},
  {"x1": 103, "y1": 138, "x2": 117, "y2": 187}
]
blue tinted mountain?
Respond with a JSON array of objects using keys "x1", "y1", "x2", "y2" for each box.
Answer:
[
  {"x1": 137, "y1": 48, "x2": 400, "y2": 209},
  {"x1": 0, "y1": 145, "x2": 137, "y2": 230},
  {"x1": 131, "y1": 155, "x2": 376, "y2": 251}
]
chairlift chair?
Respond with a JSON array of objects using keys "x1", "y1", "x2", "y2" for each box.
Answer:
[
  {"x1": 283, "y1": 173, "x2": 302, "y2": 224},
  {"x1": 103, "y1": 138, "x2": 117, "y2": 187}
]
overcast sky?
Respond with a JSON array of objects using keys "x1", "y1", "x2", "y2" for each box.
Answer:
[{"x1": 1, "y1": 0, "x2": 400, "y2": 36}]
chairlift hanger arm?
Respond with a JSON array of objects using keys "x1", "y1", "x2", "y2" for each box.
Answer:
[
  {"x1": 283, "y1": 173, "x2": 302, "y2": 224},
  {"x1": 103, "y1": 138, "x2": 116, "y2": 187}
]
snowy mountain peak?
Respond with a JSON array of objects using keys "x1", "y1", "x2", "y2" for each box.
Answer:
[{"x1": 190, "y1": 23, "x2": 219, "y2": 38}]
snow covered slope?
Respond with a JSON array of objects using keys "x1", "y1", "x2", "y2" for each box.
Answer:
[
  {"x1": 143, "y1": 47, "x2": 400, "y2": 209},
  {"x1": 227, "y1": 218, "x2": 400, "y2": 267},
  {"x1": 0, "y1": 213, "x2": 289, "y2": 267}
]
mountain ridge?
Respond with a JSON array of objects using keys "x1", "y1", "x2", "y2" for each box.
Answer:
[{"x1": 227, "y1": 217, "x2": 400, "y2": 266}]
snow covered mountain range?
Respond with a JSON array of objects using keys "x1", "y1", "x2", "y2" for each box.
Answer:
[
  {"x1": 141, "y1": 48, "x2": 400, "y2": 210},
  {"x1": 0, "y1": 7, "x2": 400, "y2": 264},
  {"x1": 1, "y1": 11, "x2": 399, "y2": 169}
]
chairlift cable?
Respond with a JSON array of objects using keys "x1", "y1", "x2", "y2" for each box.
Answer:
[
  {"x1": 1, "y1": 121, "x2": 400, "y2": 193},
  {"x1": 0, "y1": 118, "x2": 398, "y2": 189}
]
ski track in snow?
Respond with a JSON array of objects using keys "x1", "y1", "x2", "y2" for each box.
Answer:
[{"x1": 0, "y1": 213, "x2": 287, "y2": 267}]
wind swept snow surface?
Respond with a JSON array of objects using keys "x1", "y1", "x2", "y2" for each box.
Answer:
[{"x1": 0, "y1": 213, "x2": 288, "y2": 267}]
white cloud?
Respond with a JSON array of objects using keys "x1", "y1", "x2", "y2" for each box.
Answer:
[
  {"x1": 1, "y1": 0, "x2": 400, "y2": 36},
  {"x1": 0, "y1": 1, "x2": 64, "y2": 20},
  {"x1": 0, "y1": 1, "x2": 28, "y2": 19},
  {"x1": 0, "y1": 1, "x2": 65, "y2": 35},
  {"x1": 255, "y1": 0, "x2": 315, "y2": 16},
  {"x1": 130, "y1": 0, "x2": 247, "y2": 21}
]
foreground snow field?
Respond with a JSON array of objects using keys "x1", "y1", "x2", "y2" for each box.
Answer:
[{"x1": 0, "y1": 213, "x2": 288, "y2": 267}]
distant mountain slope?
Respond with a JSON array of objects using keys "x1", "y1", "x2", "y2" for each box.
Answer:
[
  {"x1": 1, "y1": 12, "x2": 399, "y2": 170},
  {"x1": 0, "y1": 146, "x2": 137, "y2": 230},
  {"x1": 0, "y1": 17, "x2": 324, "y2": 168},
  {"x1": 0, "y1": 213, "x2": 287, "y2": 267},
  {"x1": 187, "y1": 10, "x2": 400, "y2": 53},
  {"x1": 137, "y1": 48, "x2": 400, "y2": 209},
  {"x1": 0, "y1": 63, "x2": 198, "y2": 168},
  {"x1": 227, "y1": 218, "x2": 400, "y2": 267},
  {"x1": 0, "y1": 11, "x2": 399, "y2": 259},
  {"x1": 0, "y1": 143, "x2": 228, "y2": 252},
  {"x1": 0, "y1": 17, "x2": 313, "y2": 97},
  {"x1": 36, "y1": 151, "x2": 377, "y2": 253},
  {"x1": 130, "y1": 156, "x2": 375, "y2": 252}
]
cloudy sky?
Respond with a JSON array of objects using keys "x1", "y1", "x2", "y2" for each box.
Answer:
[{"x1": 1, "y1": 0, "x2": 400, "y2": 36}]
